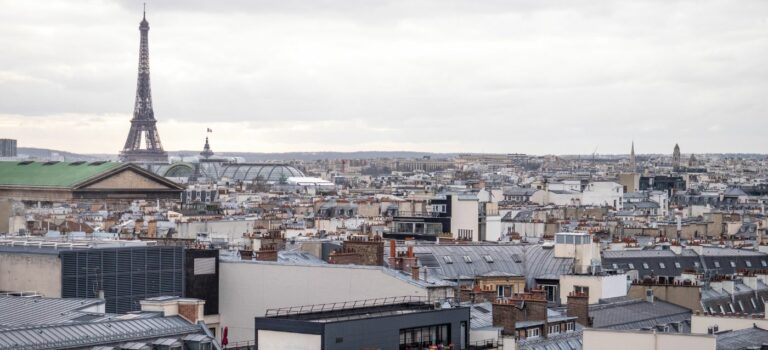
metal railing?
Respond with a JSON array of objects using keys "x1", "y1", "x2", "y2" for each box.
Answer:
[
  {"x1": 225, "y1": 340, "x2": 255, "y2": 350},
  {"x1": 468, "y1": 339, "x2": 504, "y2": 349},
  {"x1": 265, "y1": 295, "x2": 427, "y2": 317}
]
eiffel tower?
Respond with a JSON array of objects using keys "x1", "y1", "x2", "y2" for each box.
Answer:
[{"x1": 119, "y1": 7, "x2": 168, "y2": 163}]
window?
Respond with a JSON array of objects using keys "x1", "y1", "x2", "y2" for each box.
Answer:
[
  {"x1": 458, "y1": 229, "x2": 473, "y2": 240},
  {"x1": 674, "y1": 262, "x2": 681, "y2": 268},
  {"x1": 527, "y1": 328, "x2": 541, "y2": 338},
  {"x1": 399, "y1": 324, "x2": 451, "y2": 350},
  {"x1": 575, "y1": 286, "x2": 590, "y2": 294},
  {"x1": 659, "y1": 262, "x2": 666, "y2": 269},
  {"x1": 746, "y1": 261, "x2": 752, "y2": 267},
  {"x1": 720, "y1": 305, "x2": 726, "y2": 314},
  {"x1": 612, "y1": 263, "x2": 618, "y2": 269},
  {"x1": 694, "y1": 262, "x2": 700, "y2": 268},
  {"x1": 443, "y1": 256, "x2": 453, "y2": 264},
  {"x1": 728, "y1": 303, "x2": 735, "y2": 313},
  {"x1": 730, "y1": 261, "x2": 736, "y2": 268},
  {"x1": 497, "y1": 285, "x2": 512, "y2": 298},
  {"x1": 549, "y1": 324, "x2": 560, "y2": 334},
  {"x1": 542, "y1": 284, "x2": 558, "y2": 302},
  {"x1": 714, "y1": 261, "x2": 720, "y2": 268},
  {"x1": 336, "y1": 337, "x2": 344, "y2": 343},
  {"x1": 565, "y1": 322, "x2": 575, "y2": 332},
  {"x1": 628, "y1": 263, "x2": 635, "y2": 269},
  {"x1": 738, "y1": 301, "x2": 744, "y2": 312},
  {"x1": 643, "y1": 263, "x2": 649, "y2": 269},
  {"x1": 483, "y1": 255, "x2": 494, "y2": 263},
  {"x1": 762, "y1": 260, "x2": 767, "y2": 267},
  {"x1": 463, "y1": 256, "x2": 473, "y2": 263}
]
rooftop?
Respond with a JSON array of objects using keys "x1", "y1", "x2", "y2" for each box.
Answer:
[
  {"x1": 0, "y1": 161, "x2": 121, "y2": 188},
  {"x1": 716, "y1": 325, "x2": 768, "y2": 350},
  {"x1": 264, "y1": 296, "x2": 444, "y2": 323},
  {"x1": 0, "y1": 296, "x2": 105, "y2": 329},
  {"x1": 590, "y1": 297, "x2": 691, "y2": 331}
]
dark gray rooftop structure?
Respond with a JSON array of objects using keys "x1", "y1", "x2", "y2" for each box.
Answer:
[
  {"x1": 700, "y1": 279, "x2": 768, "y2": 315},
  {"x1": 412, "y1": 244, "x2": 574, "y2": 285},
  {"x1": 0, "y1": 242, "x2": 184, "y2": 314},
  {"x1": 590, "y1": 297, "x2": 691, "y2": 332},
  {"x1": 602, "y1": 247, "x2": 768, "y2": 278},
  {"x1": 255, "y1": 296, "x2": 470, "y2": 350}
]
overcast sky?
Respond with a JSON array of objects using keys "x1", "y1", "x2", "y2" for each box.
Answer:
[{"x1": 1, "y1": 0, "x2": 766, "y2": 155}]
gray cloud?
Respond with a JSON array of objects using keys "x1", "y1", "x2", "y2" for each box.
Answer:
[{"x1": 0, "y1": 0, "x2": 766, "y2": 154}]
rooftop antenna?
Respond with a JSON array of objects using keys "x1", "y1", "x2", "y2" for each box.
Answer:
[{"x1": 143, "y1": 3, "x2": 146, "y2": 19}]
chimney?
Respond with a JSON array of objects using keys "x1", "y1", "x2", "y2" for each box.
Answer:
[
  {"x1": 492, "y1": 299, "x2": 519, "y2": 334},
  {"x1": 522, "y1": 290, "x2": 549, "y2": 322},
  {"x1": 401, "y1": 246, "x2": 418, "y2": 271},
  {"x1": 178, "y1": 299, "x2": 205, "y2": 324},
  {"x1": 389, "y1": 239, "x2": 396, "y2": 258},
  {"x1": 411, "y1": 265, "x2": 420, "y2": 281},
  {"x1": 567, "y1": 292, "x2": 591, "y2": 327}
]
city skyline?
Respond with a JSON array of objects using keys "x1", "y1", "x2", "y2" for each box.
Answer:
[{"x1": 1, "y1": 0, "x2": 767, "y2": 155}]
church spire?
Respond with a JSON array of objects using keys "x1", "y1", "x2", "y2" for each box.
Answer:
[
  {"x1": 630, "y1": 141, "x2": 636, "y2": 171},
  {"x1": 200, "y1": 137, "x2": 214, "y2": 159}
]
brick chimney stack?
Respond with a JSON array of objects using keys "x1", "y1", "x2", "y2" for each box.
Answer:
[
  {"x1": 411, "y1": 265, "x2": 420, "y2": 281},
  {"x1": 492, "y1": 291, "x2": 548, "y2": 335},
  {"x1": 388, "y1": 240, "x2": 398, "y2": 268},
  {"x1": 567, "y1": 292, "x2": 591, "y2": 327},
  {"x1": 402, "y1": 245, "x2": 418, "y2": 271}
]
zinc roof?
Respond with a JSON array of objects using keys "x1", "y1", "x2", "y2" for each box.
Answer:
[
  {"x1": 0, "y1": 296, "x2": 105, "y2": 329},
  {"x1": 0, "y1": 161, "x2": 121, "y2": 188},
  {"x1": 413, "y1": 244, "x2": 574, "y2": 285},
  {"x1": 716, "y1": 326, "x2": 768, "y2": 350},
  {"x1": 590, "y1": 298, "x2": 691, "y2": 330},
  {"x1": 0, "y1": 316, "x2": 200, "y2": 350}
]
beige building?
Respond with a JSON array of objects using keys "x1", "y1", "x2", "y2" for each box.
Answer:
[
  {"x1": 0, "y1": 249, "x2": 61, "y2": 297},
  {"x1": 627, "y1": 283, "x2": 701, "y2": 312},
  {"x1": 450, "y1": 194, "x2": 479, "y2": 240},
  {"x1": 691, "y1": 312, "x2": 768, "y2": 334},
  {"x1": 559, "y1": 273, "x2": 627, "y2": 305}
]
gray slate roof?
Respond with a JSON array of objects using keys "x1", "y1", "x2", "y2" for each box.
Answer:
[
  {"x1": 0, "y1": 316, "x2": 203, "y2": 350},
  {"x1": 413, "y1": 244, "x2": 574, "y2": 285},
  {"x1": 0, "y1": 296, "x2": 105, "y2": 329},
  {"x1": 716, "y1": 325, "x2": 768, "y2": 350},
  {"x1": 589, "y1": 298, "x2": 691, "y2": 331}
]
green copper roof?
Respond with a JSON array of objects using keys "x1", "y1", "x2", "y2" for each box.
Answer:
[{"x1": 0, "y1": 161, "x2": 122, "y2": 188}]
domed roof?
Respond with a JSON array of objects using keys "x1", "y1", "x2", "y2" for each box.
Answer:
[
  {"x1": 153, "y1": 161, "x2": 305, "y2": 183},
  {"x1": 217, "y1": 163, "x2": 304, "y2": 182}
]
